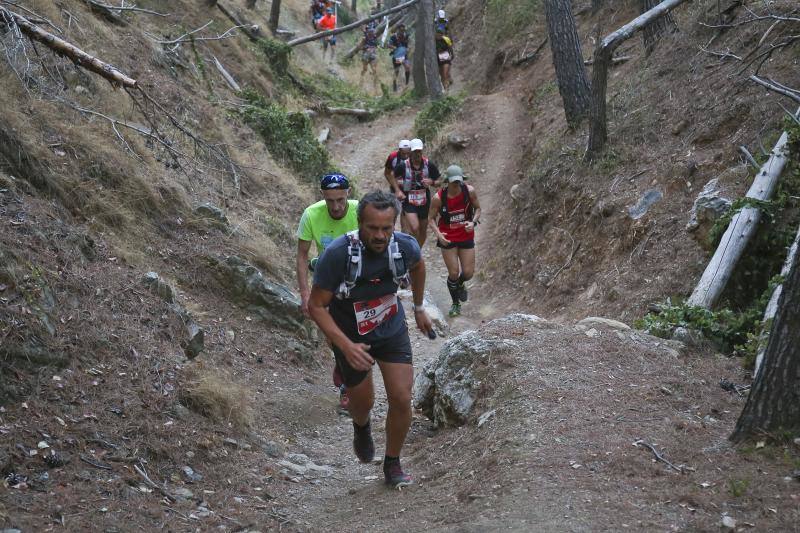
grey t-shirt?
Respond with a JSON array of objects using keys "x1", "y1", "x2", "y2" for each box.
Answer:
[{"x1": 313, "y1": 231, "x2": 421, "y2": 343}]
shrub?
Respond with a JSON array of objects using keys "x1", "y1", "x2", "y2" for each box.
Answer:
[{"x1": 414, "y1": 94, "x2": 463, "y2": 143}]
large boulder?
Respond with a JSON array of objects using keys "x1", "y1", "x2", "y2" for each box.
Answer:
[
  {"x1": 414, "y1": 331, "x2": 517, "y2": 427},
  {"x1": 210, "y1": 256, "x2": 306, "y2": 333}
]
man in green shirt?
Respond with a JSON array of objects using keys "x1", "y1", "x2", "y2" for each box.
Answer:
[{"x1": 297, "y1": 173, "x2": 359, "y2": 410}]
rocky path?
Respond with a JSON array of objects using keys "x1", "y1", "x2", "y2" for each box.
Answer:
[{"x1": 269, "y1": 81, "x2": 533, "y2": 530}]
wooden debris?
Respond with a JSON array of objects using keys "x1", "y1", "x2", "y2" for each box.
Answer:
[{"x1": 1, "y1": 7, "x2": 137, "y2": 88}]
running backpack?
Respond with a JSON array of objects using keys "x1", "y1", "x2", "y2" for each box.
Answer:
[
  {"x1": 401, "y1": 158, "x2": 429, "y2": 191},
  {"x1": 335, "y1": 230, "x2": 410, "y2": 299},
  {"x1": 439, "y1": 183, "x2": 473, "y2": 224}
]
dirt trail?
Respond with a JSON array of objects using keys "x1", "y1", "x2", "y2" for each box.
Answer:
[{"x1": 273, "y1": 79, "x2": 533, "y2": 529}]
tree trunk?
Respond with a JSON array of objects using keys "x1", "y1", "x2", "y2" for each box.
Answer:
[
  {"x1": 544, "y1": 0, "x2": 592, "y2": 127},
  {"x1": 688, "y1": 123, "x2": 793, "y2": 308},
  {"x1": 584, "y1": 0, "x2": 688, "y2": 160},
  {"x1": 592, "y1": 0, "x2": 604, "y2": 13},
  {"x1": 730, "y1": 249, "x2": 800, "y2": 442},
  {"x1": 351, "y1": 0, "x2": 357, "y2": 14},
  {"x1": 246, "y1": 0, "x2": 256, "y2": 8},
  {"x1": 268, "y1": 0, "x2": 281, "y2": 31},
  {"x1": 421, "y1": 0, "x2": 443, "y2": 99},
  {"x1": 412, "y1": 1, "x2": 428, "y2": 97},
  {"x1": 639, "y1": 0, "x2": 677, "y2": 54},
  {"x1": 754, "y1": 223, "x2": 800, "y2": 376}
]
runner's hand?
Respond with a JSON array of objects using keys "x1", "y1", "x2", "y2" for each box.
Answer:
[
  {"x1": 414, "y1": 309, "x2": 434, "y2": 338},
  {"x1": 437, "y1": 233, "x2": 451, "y2": 246},
  {"x1": 395, "y1": 190, "x2": 406, "y2": 202},
  {"x1": 342, "y1": 341, "x2": 374, "y2": 371},
  {"x1": 464, "y1": 221, "x2": 475, "y2": 233},
  {"x1": 422, "y1": 178, "x2": 433, "y2": 188},
  {"x1": 300, "y1": 294, "x2": 311, "y2": 318}
]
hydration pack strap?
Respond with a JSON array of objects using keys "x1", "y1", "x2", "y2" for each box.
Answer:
[{"x1": 335, "y1": 231, "x2": 409, "y2": 299}]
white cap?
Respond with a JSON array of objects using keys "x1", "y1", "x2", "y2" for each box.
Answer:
[
  {"x1": 437, "y1": 9, "x2": 446, "y2": 19},
  {"x1": 398, "y1": 139, "x2": 411, "y2": 149},
  {"x1": 409, "y1": 138, "x2": 424, "y2": 151}
]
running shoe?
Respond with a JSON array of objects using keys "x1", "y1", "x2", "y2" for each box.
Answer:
[
  {"x1": 353, "y1": 421, "x2": 375, "y2": 463},
  {"x1": 384, "y1": 460, "x2": 413, "y2": 488},
  {"x1": 448, "y1": 303, "x2": 461, "y2": 317},
  {"x1": 458, "y1": 283, "x2": 468, "y2": 302}
]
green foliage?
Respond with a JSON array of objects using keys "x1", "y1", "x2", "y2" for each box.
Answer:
[
  {"x1": 708, "y1": 197, "x2": 777, "y2": 246},
  {"x1": 637, "y1": 275, "x2": 784, "y2": 353},
  {"x1": 414, "y1": 94, "x2": 464, "y2": 143},
  {"x1": 239, "y1": 89, "x2": 334, "y2": 179},
  {"x1": 485, "y1": 0, "x2": 543, "y2": 45},
  {"x1": 258, "y1": 38, "x2": 292, "y2": 77},
  {"x1": 296, "y1": 71, "x2": 416, "y2": 117},
  {"x1": 727, "y1": 478, "x2": 750, "y2": 498}
]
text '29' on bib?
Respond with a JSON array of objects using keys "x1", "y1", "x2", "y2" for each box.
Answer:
[{"x1": 353, "y1": 294, "x2": 399, "y2": 335}]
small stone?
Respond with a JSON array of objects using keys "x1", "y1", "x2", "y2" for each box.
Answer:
[
  {"x1": 578, "y1": 317, "x2": 631, "y2": 331},
  {"x1": 447, "y1": 133, "x2": 470, "y2": 149},
  {"x1": 721, "y1": 515, "x2": 736, "y2": 529},
  {"x1": 477, "y1": 409, "x2": 496, "y2": 427},
  {"x1": 37, "y1": 441, "x2": 50, "y2": 449},
  {"x1": 584, "y1": 328, "x2": 600, "y2": 338},
  {"x1": 182, "y1": 466, "x2": 203, "y2": 483},
  {"x1": 628, "y1": 189, "x2": 663, "y2": 220},
  {"x1": 223, "y1": 438, "x2": 239, "y2": 448},
  {"x1": 173, "y1": 487, "x2": 195, "y2": 500},
  {"x1": 225, "y1": 330, "x2": 235, "y2": 342},
  {"x1": 287, "y1": 453, "x2": 309, "y2": 465},
  {"x1": 194, "y1": 203, "x2": 229, "y2": 226},
  {"x1": 263, "y1": 440, "x2": 285, "y2": 458},
  {"x1": 183, "y1": 322, "x2": 205, "y2": 360},
  {"x1": 510, "y1": 184, "x2": 523, "y2": 201}
]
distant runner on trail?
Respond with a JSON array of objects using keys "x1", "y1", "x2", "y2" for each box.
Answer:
[
  {"x1": 392, "y1": 138, "x2": 441, "y2": 247},
  {"x1": 428, "y1": 165, "x2": 481, "y2": 317},
  {"x1": 388, "y1": 23, "x2": 411, "y2": 92},
  {"x1": 297, "y1": 173, "x2": 359, "y2": 411},
  {"x1": 310, "y1": 0, "x2": 326, "y2": 29},
  {"x1": 358, "y1": 24, "x2": 380, "y2": 93},
  {"x1": 435, "y1": 28, "x2": 454, "y2": 91},
  {"x1": 316, "y1": 7, "x2": 337, "y2": 61},
  {"x1": 308, "y1": 190, "x2": 435, "y2": 488},
  {"x1": 383, "y1": 139, "x2": 411, "y2": 195},
  {"x1": 434, "y1": 9, "x2": 449, "y2": 34}
]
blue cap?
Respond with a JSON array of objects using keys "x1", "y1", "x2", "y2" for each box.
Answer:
[{"x1": 320, "y1": 173, "x2": 350, "y2": 190}]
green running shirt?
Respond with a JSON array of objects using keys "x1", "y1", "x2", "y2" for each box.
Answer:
[{"x1": 296, "y1": 199, "x2": 359, "y2": 255}]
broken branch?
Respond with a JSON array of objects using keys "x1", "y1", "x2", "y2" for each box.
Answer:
[
  {"x1": 134, "y1": 463, "x2": 176, "y2": 502},
  {"x1": 750, "y1": 75, "x2": 800, "y2": 105},
  {"x1": 1, "y1": 7, "x2": 137, "y2": 88},
  {"x1": 86, "y1": 1, "x2": 168, "y2": 17},
  {"x1": 633, "y1": 440, "x2": 686, "y2": 473}
]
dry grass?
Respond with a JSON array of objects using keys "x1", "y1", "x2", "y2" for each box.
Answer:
[{"x1": 179, "y1": 364, "x2": 254, "y2": 430}]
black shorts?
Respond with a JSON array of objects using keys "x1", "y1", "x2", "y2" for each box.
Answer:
[
  {"x1": 332, "y1": 327, "x2": 413, "y2": 387},
  {"x1": 402, "y1": 189, "x2": 431, "y2": 218},
  {"x1": 436, "y1": 239, "x2": 475, "y2": 249}
]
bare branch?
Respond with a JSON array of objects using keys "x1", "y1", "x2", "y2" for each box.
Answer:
[
  {"x1": 86, "y1": 1, "x2": 169, "y2": 17},
  {"x1": 0, "y1": 0, "x2": 62, "y2": 33},
  {"x1": 1, "y1": 7, "x2": 137, "y2": 88},
  {"x1": 738, "y1": 145, "x2": 759, "y2": 169},
  {"x1": 698, "y1": 45, "x2": 741, "y2": 61},
  {"x1": 750, "y1": 75, "x2": 800, "y2": 105},
  {"x1": 152, "y1": 20, "x2": 213, "y2": 44}
]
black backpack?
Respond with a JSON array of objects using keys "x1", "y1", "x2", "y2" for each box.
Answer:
[{"x1": 439, "y1": 183, "x2": 473, "y2": 224}]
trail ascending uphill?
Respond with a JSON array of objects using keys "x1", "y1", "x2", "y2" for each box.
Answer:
[{"x1": 274, "y1": 84, "x2": 539, "y2": 530}]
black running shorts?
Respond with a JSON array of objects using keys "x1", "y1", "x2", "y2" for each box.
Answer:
[
  {"x1": 436, "y1": 239, "x2": 475, "y2": 250},
  {"x1": 332, "y1": 327, "x2": 413, "y2": 387},
  {"x1": 402, "y1": 189, "x2": 431, "y2": 218}
]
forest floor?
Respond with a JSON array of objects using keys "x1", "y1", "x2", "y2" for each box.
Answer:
[{"x1": 1, "y1": 0, "x2": 799, "y2": 531}]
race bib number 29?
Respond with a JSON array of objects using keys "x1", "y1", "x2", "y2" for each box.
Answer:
[{"x1": 354, "y1": 294, "x2": 399, "y2": 335}]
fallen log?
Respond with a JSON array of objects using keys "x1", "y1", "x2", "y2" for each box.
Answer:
[
  {"x1": 213, "y1": 55, "x2": 241, "y2": 92},
  {"x1": 583, "y1": 54, "x2": 632, "y2": 66},
  {"x1": 1, "y1": 7, "x2": 137, "y2": 88},
  {"x1": 687, "y1": 108, "x2": 799, "y2": 309},
  {"x1": 585, "y1": 0, "x2": 689, "y2": 160},
  {"x1": 753, "y1": 222, "x2": 800, "y2": 377},
  {"x1": 288, "y1": 0, "x2": 419, "y2": 47},
  {"x1": 323, "y1": 106, "x2": 371, "y2": 117}
]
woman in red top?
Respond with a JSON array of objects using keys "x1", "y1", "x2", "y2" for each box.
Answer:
[{"x1": 428, "y1": 165, "x2": 482, "y2": 317}]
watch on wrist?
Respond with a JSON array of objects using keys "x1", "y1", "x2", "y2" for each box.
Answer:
[{"x1": 411, "y1": 303, "x2": 425, "y2": 312}]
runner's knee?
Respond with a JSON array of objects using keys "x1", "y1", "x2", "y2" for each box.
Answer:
[{"x1": 385, "y1": 388, "x2": 411, "y2": 410}]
